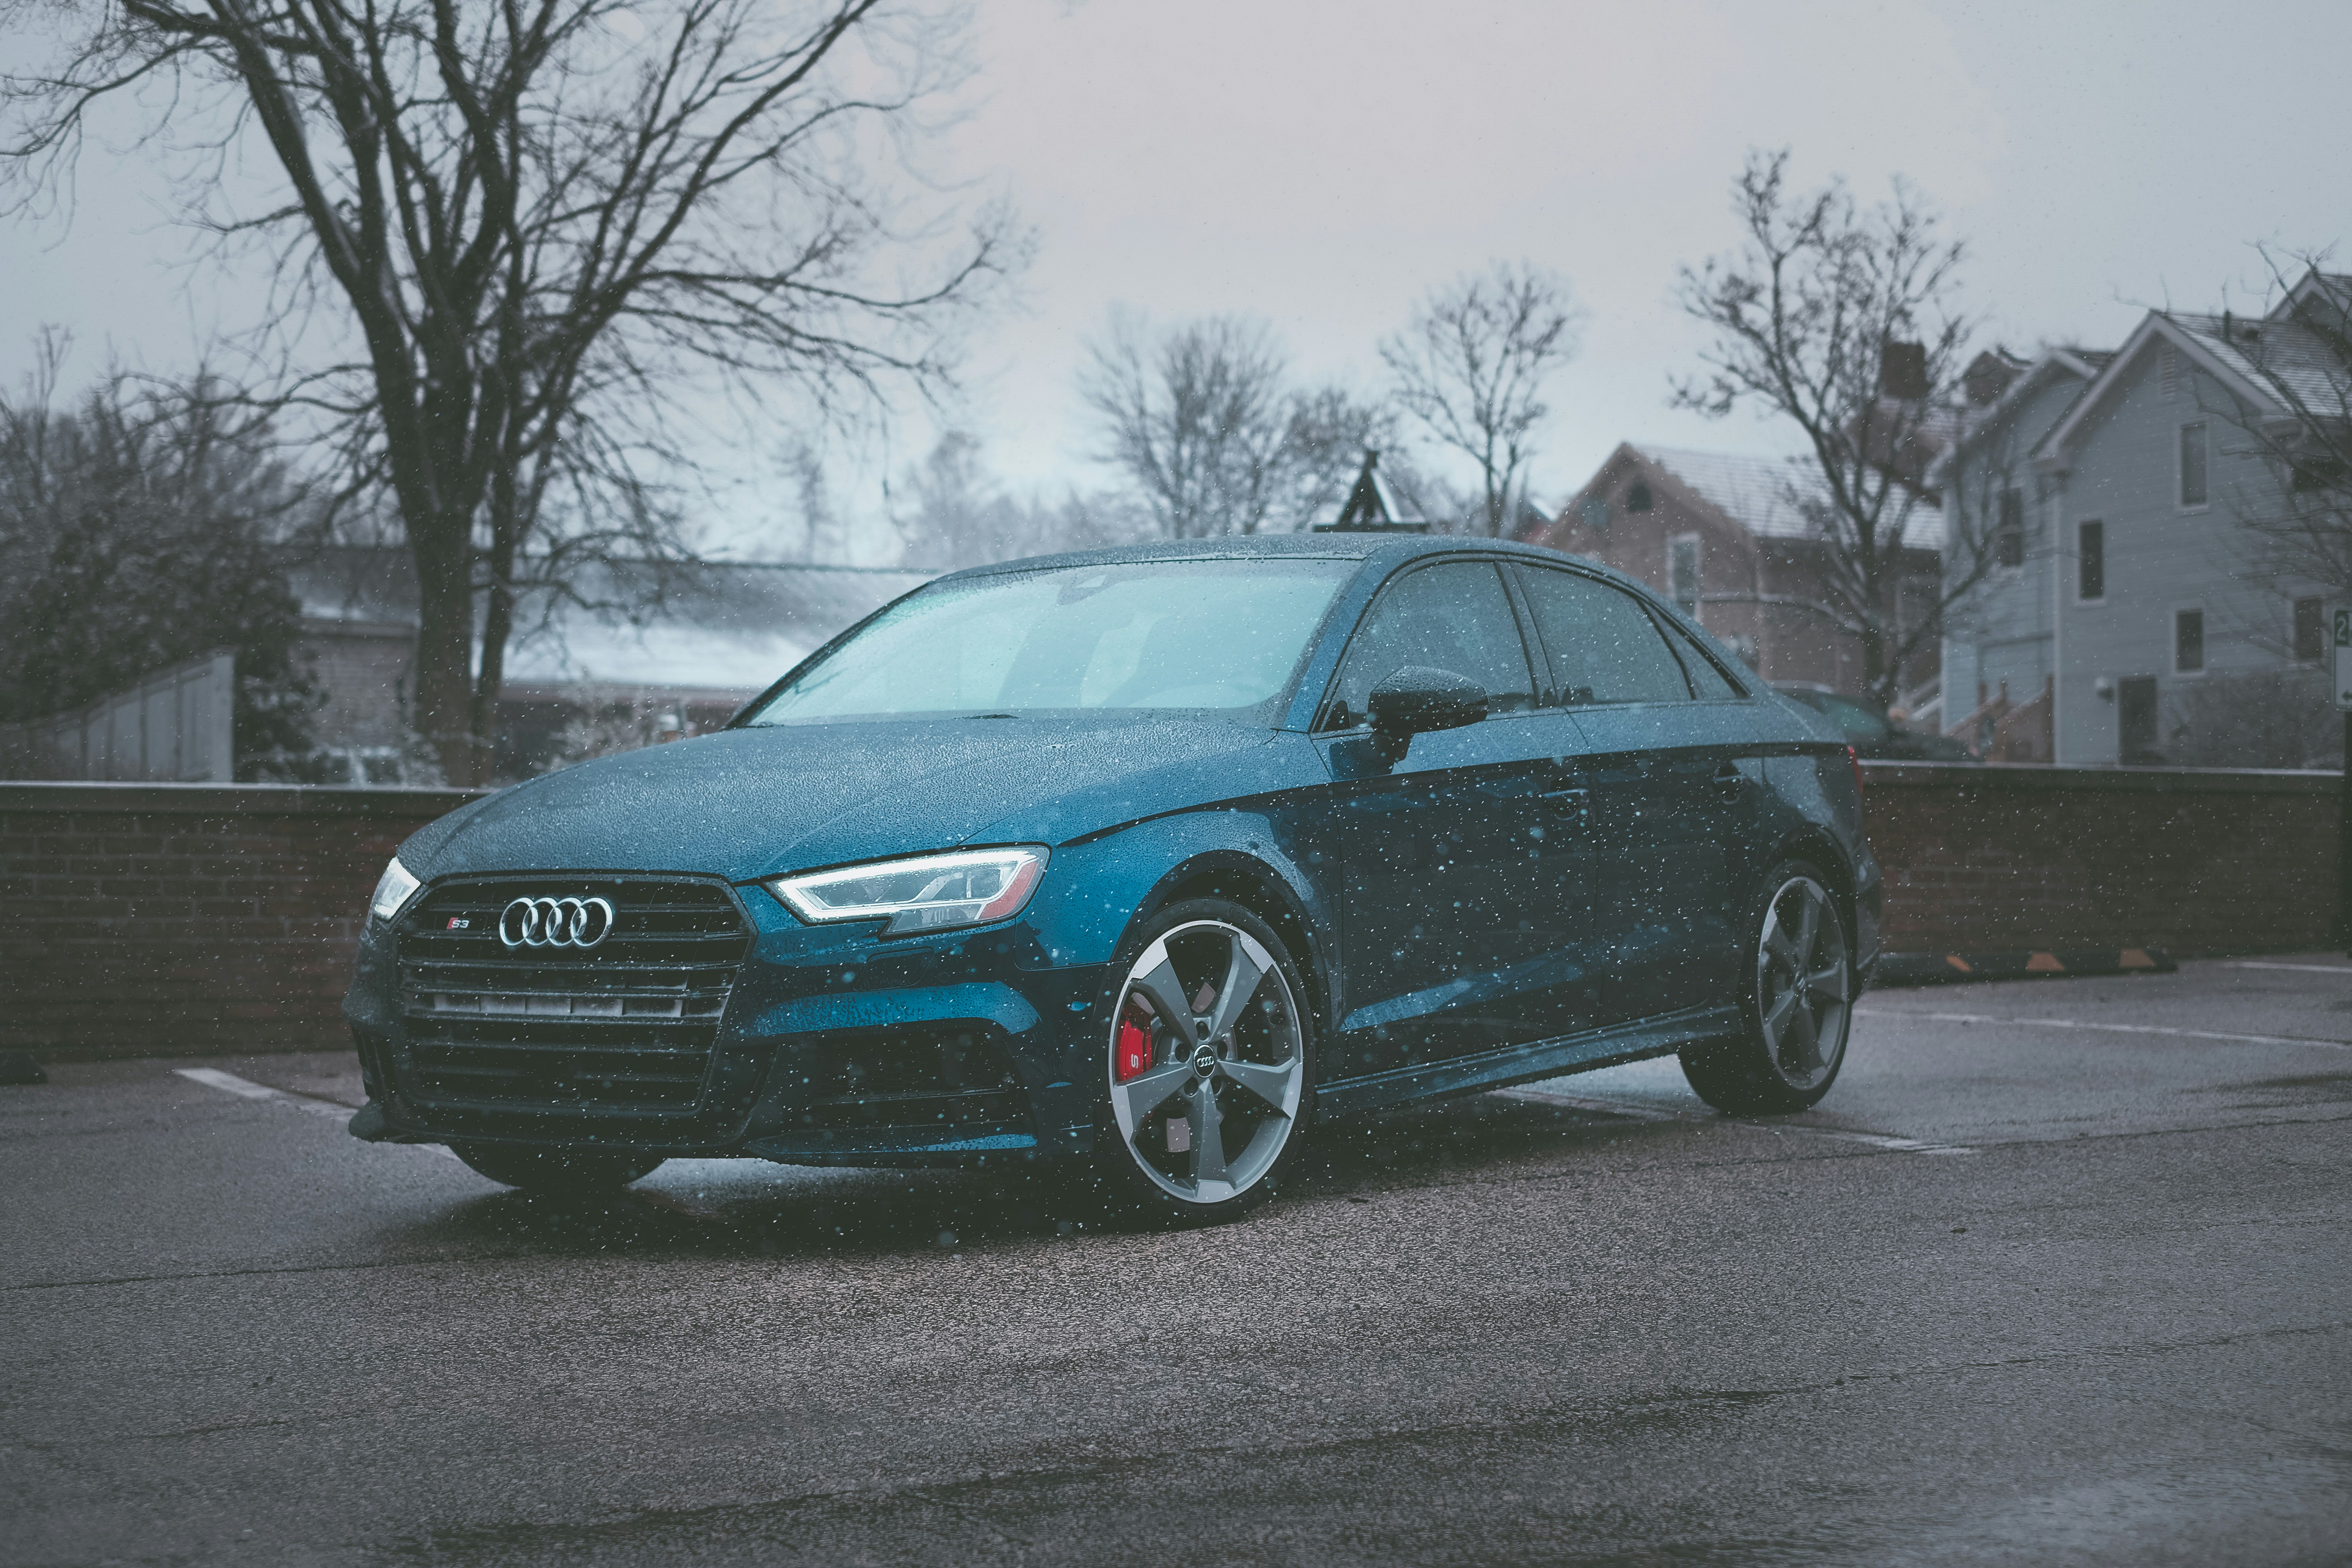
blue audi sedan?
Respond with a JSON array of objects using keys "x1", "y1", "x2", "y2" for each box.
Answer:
[{"x1": 346, "y1": 536, "x2": 1880, "y2": 1222}]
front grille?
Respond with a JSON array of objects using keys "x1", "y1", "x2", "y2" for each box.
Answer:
[{"x1": 394, "y1": 876, "x2": 752, "y2": 1115}]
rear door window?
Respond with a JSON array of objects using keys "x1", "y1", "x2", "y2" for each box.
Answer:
[
  {"x1": 1324, "y1": 560, "x2": 1539, "y2": 728},
  {"x1": 1654, "y1": 614, "x2": 1746, "y2": 699},
  {"x1": 1516, "y1": 567, "x2": 1692, "y2": 705}
]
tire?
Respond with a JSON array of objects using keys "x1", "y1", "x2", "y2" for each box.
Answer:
[
  {"x1": 451, "y1": 1143, "x2": 666, "y2": 1193},
  {"x1": 1082, "y1": 897, "x2": 1317, "y2": 1226},
  {"x1": 1681, "y1": 859, "x2": 1854, "y2": 1116}
]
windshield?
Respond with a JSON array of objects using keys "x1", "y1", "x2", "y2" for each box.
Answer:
[{"x1": 741, "y1": 557, "x2": 1357, "y2": 725}]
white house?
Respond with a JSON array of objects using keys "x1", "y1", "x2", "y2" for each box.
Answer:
[{"x1": 1936, "y1": 272, "x2": 2351, "y2": 768}]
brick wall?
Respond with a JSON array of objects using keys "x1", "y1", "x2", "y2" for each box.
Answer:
[
  {"x1": 2, "y1": 769, "x2": 2341, "y2": 1061},
  {"x1": 0, "y1": 782, "x2": 479, "y2": 1060},
  {"x1": 1862, "y1": 762, "x2": 2338, "y2": 954}
]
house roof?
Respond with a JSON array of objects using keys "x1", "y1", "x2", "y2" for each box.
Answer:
[
  {"x1": 2168, "y1": 311, "x2": 2346, "y2": 412},
  {"x1": 2035, "y1": 305, "x2": 2349, "y2": 463},
  {"x1": 1631, "y1": 446, "x2": 1838, "y2": 541},
  {"x1": 1926, "y1": 346, "x2": 2113, "y2": 484},
  {"x1": 1618, "y1": 445, "x2": 1942, "y2": 550},
  {"x1": 1325, "y1": 449, "x2": 1427, "y2": 529}
]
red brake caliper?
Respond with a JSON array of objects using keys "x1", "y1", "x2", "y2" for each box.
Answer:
[{"x1": 1114, "y1": 999, "x2": 1155, "y2": 1082}]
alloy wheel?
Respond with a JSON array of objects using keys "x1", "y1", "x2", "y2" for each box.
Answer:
[
  {"x1": 1107, "y1": 919, "x2": 1305, "y2": 1205},
  {"x1": 1755, "y1": 875, "x2": 1851, "y2": 1092}
]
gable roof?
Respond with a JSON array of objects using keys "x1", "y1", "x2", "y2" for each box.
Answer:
[
  {"x1": 1631, "y1": 446, "x2": 1838, "y2": 540},
  {"x1": 2035, "y1": 307, "x2": 2346, "y2": 463},
  {"x1": 2276, "y1": 268, "x2": 2352, "y2": 323},
  {"x1": 1321, "y1": 448, "x2": 1429, "y2": 532},
  {"x1": 1926, "y1": 346, "x2": 2112, "y2": 484}
]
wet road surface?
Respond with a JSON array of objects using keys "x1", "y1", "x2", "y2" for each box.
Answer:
[{"x1": 4, "y1": 957, "x2": 2350, "y2": 1566}]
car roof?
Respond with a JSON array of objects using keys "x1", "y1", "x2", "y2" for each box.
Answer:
[{"x1": 935, "y1": 533, "x2": 1658, "y2": 597}]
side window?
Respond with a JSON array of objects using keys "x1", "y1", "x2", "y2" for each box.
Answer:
[
  {"x1": 1654, "y1": 614, "x2": 1746, "y2": 699},
  {"x1": 1324, "y1": 561, "x2": 1538, "y2": 728},
  {"x1": 1518, "y1": 567, "x2": 1693, "y2": 705}
]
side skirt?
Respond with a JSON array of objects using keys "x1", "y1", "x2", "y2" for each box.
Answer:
[{"x1": 1313, "y1": 1005, "x2": 1740, "y2": 1122}]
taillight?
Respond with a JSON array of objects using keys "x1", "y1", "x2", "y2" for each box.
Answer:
[
  {"x1": 1114, "y1": 1006, "x2": 1154, "y2": 1082},
  {"x1": 1847, "y1": 745, "x2": 1865, "y2": 799}
]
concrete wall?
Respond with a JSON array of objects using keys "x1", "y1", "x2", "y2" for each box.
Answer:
[
  {"x1": 4, "y1": 771, "x2": 2341, "y2": 1061},
  {"x1": 0, "y1": 782, "x2": 480, "y2": 1059},
  {"x1": 1863, "y1": 762, "x2": 2337, "y2": 955}
]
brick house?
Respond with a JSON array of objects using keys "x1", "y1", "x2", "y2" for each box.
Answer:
[{"x1": 1518, "y1": 443, "x2": 1943, "y2": 700}]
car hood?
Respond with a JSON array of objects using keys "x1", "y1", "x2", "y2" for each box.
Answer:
[{"x1": 400, "y1": 715, "x2": 1306, "y2": 885}]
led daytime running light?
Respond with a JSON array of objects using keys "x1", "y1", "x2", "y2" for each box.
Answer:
[
  {"x1": 766, "y1": 847, "x2": 1049, "y2": 935},
  {"x1": 369, "y1": 855, "x2": 421, "y2": 923}
]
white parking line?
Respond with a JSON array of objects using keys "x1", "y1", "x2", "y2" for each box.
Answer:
[
  {"x1": 2226, "y1": 961, "x2": 2352, "y2": 976},
  {"x1": 1856, "y1": 1008, "x2": 2352, "y2": 1053},
  {"x1": 173, "y1": 1068, "x2": 459, "y2": 1157},
  {"x1": 1493, "y1": 1086, "x2": 1975, "y2": 1154}
]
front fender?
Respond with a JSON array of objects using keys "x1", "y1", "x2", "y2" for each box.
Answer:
[{"x1": 1025, "y1": 805, "x2": 1341, "y2": 1021}]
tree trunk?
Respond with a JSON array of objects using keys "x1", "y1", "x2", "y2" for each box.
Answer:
[{"x1": 408, "y1": 515, "x2": 478, "y2": 786}]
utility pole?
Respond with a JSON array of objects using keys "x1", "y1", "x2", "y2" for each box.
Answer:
[{"x1": 2336, "y1": 610, "x2": 2352, "y2": 951}]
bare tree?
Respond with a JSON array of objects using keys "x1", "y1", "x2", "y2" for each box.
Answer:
[
  {"x1": 2, "y1": 1, "x2": 1015, "y2": 782},
  {"x1": 1080, "y1": 311, "x2": 1300, "y2": 538},
  {"x1": 2206, "y1": 253, "x2": 2352, "y2": 595},
  {"x1": 1080, "y1": 311, "x2": 1409, "y2": 538},
  {"x1": 0, "y1": 341, "x2": 321, "y2": 777},
  {"x1": 1674, "y1": 149, "x2": 1987, "y2": 710},
  {"x1": 891, "y1": 430, "x2": 1138, "y2": 569},
  {"x1": 1381, "y1": 261, "x2": 1580, "y2": 537}
]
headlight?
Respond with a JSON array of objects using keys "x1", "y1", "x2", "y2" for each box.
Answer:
[
  {"x1": 369, "y1": 855, "x2": 421, "y2": 924},
  {"x1": 766, "y1": 847, "x2": 1049, "y2": 935}
]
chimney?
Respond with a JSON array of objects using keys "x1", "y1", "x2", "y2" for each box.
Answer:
[{"x1": 1880, "y1": 340, "x2": 1929, "y2": 401}]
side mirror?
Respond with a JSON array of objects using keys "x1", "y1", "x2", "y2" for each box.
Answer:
[{"x1": 1368, "y1": 666, "x2": 1488, "y2": 754}]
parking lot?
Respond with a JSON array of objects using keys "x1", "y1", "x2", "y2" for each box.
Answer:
[{"x1": 6, "y1": 957, "x2": 2350, "y2": 1567}]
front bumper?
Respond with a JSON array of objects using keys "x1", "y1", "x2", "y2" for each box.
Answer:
[{"x1": 345, "y1": 876, "x2": 1110, "y2": 1168}]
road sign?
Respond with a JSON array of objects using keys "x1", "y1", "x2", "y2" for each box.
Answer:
[{"x1": 2337, "y1": 609, "x2": 2352, "y2": 710}]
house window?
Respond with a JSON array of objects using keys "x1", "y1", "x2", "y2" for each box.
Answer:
[
  {"x1": 2174, "y1": 607, "x2": 2205, "y2": 674},
  {"x1": 1995, "y1": 489, "x2": 2025, "y2": 567},
  {"x1": 2179, "y1": 422, "x2": 2209, "y2": 508},
  {"x1": 2295, "y1": 596, "x2": 2326, "y2": 663},
  {"x1": 1578, "y1": 495, "x2": 1609, "y2": 533},
  {"x1": 1625, "y1": 483, "x2": 1654, "y2": 513},
  {"x1": 1668, "y1": 535, "x2": 1700, "y2": 616},
  {"x1": 2077, "y1": 520, "x2": 2104, "y2": 602}
]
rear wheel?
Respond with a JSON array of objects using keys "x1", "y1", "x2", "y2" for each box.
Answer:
[
  {"x1": 1088, "y1": 898, "x2": 1314, "y2": 1226},
  {"x1": 451, "y1": 1143, "x2": 665, "y2": 1193},
  {"x1": 1681, "y1": 861, "x2": 1853, "y2": 1115}
]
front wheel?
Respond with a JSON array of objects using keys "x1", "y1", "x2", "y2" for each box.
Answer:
[
  {"x1": 1087, "y1": 898, "x2": 1316, "y2": 1226},
  {"x1": 451, "y1": 1143, "x2": 666, "y2": 1194},
  {"x1": 1681, "y1": 861, "x2": 1854, "y2": 1115}
]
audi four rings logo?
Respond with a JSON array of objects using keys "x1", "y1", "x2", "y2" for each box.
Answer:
[{"x1": 498, "y1": 896, "x2": 616, "y2": 949}]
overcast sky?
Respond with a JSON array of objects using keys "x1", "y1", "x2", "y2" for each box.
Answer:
[{"x1": 9, "y1": 0, "x2": 2352, "y2": 557}]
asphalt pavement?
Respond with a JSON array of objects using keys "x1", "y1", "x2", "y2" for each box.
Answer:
[{"x1": 4, "y1": 957, "x2": 2350, "y2": 1567}]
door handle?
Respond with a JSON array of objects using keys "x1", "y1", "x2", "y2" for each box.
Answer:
[
  {"x1": 1711, "y1": 762, "x2": 1745, "y2": 796},
  {"x1": 1538, "y1": 785, "x2": 1590, "y2": 822}
]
